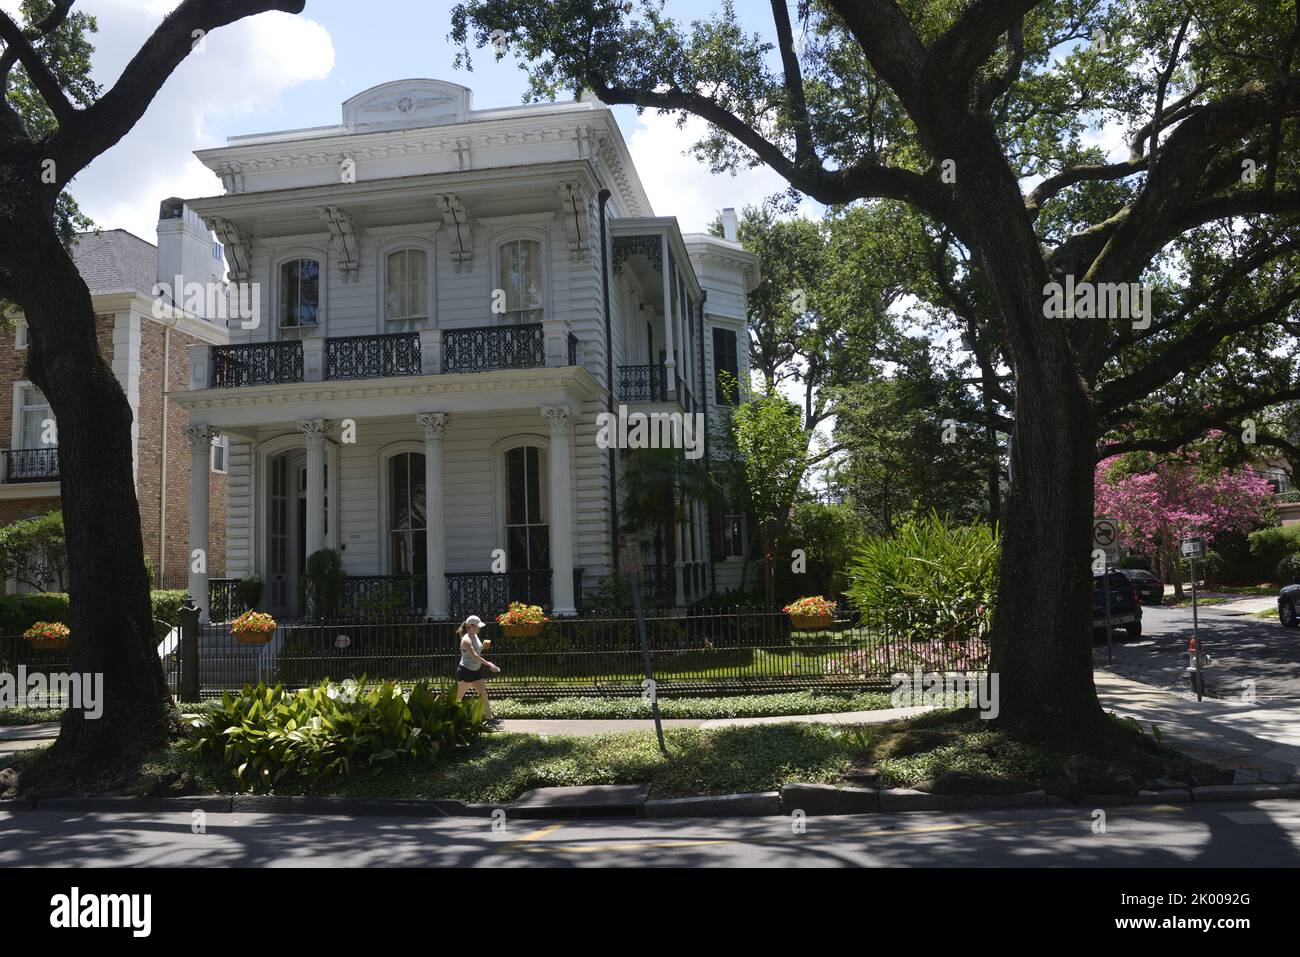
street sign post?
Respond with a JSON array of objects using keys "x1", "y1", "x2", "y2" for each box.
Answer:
[
  {"x1": 620, "y1": 536, "x2": 666, "y2": 754},
  {"x1": 1180, "y1": 537, "x2": 1206, "y2": 700},
  {"x1": 1093, "y1": 518, "x2": 1119, "y2": 665}
]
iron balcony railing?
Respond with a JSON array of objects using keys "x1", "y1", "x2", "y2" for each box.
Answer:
[
  {"x1": 617, "y1": 364, "x2": 668, "y2": 402},
  {"x1": 210, "y1": 340, "x2": 304, "y2": 387},
  {"x1": 325, "y1": 333, "x2": 421, "y2": 380},
  {"x1": 442, "y1": 322, "x2": 546, "y2": 373},
  {"x1": 1, "y1": 447, "x2": 58, "y2": 483}
]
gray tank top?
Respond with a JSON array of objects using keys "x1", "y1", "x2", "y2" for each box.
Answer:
[{"x1": 459, "y1": 633, "x2": 483, "y2": 670}]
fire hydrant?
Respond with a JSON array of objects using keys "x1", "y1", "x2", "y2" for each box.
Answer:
[{"x1": 1187, "y1": 637, "x2": 1212, "y2": 695}]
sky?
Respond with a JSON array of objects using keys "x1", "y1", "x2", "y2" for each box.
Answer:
[{"x1": 8, "y1": 0, "x2": 802, "y2": 243}]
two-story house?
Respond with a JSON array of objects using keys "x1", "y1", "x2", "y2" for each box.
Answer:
[
  {"x1": 172, "y1": 79, "x2": 758, "y2": 621},
  {"x1": 0, "y1": 202, "x2": 230, "y2": 592}
]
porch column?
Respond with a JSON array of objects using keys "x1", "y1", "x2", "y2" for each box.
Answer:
[
  {"x1": 417, "y1": 413, "x2": 449, "y2": 619},
  {"x1": 183, "y1": 424, "x2": 213, "y2": 623},
  {"x1": 542, "y1": 405, "x2": 577, "y2": 616},
  {"x1": 299, "y1": 419, "x2": 327, "y2": 557},
  {"x1": 661, "y1": 235, "x2": 676, "y2": 396}
]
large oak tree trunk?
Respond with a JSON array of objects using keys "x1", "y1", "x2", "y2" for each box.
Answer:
[
  {"x1": 952, "y1": 132, "x2": 1111, "y2": 744},
  {"x1": 1, "y1": 191, "x2": 176, "y2": 786}
]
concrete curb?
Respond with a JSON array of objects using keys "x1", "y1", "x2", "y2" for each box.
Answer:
[{"x1": 3, "y1": 781, "x2": 1298, "y2": 819}]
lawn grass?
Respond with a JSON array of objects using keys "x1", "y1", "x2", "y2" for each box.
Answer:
[
  {"x1": 4, "y1": 707, "x2": 1184, "y2": 806},
  {"x1": 0, "y1": 706, "x2": 62, "y2": 727},
  {"x1": 1252, "y1": 608, "x2": 1280, "y2": 620}
]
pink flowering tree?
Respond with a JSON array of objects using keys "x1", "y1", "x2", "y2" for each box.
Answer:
[{"x1": 1094, "y1": 456, "x2": 1276, "y2": 597}]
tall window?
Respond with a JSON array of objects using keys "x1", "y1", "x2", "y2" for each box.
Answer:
[
  {"x1": 498, "y1": 240, "x2": 543, "y2": 324},
  {"x1": 385, "y1": 248, "x2": 428, "y2": 324},
  {"x1": 388, "y1": 453, "x2": 427, "y2": 576},
  {"x1": 713, "y1": 327, "x2": 739, "y2": 404},
  {"x1": 210, "y1": 435, "x2": 229, "y2": 474},
  {"x1": 279, "y1": 258, "x2": 320, "y2": 332},
  {"x1": 19, "y1": 385, "x2": 53, "y2": 449},
  {"x1": 505, "y1": 446, "x2": 548, "y2": 569},
  {"x1": 721, "y1": 513, "x2": 745, "y2": 559}
]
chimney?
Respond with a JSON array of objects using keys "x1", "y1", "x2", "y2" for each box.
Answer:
[
  {"x1": 721, "y1": 207, "x2": 738, "y2": 242},
  {"x1": 156, "y1": 197, "x2": 225, "y2": 319}
]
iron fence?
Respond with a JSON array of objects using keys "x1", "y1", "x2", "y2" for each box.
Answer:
[
  {"x1": 210, "y1": 340, "x2": 304, "y2": 387},
  {"x1": 166, "y1": 606, "x2": 989, "y2": 699},
  {"x1": 442, "y1": 323, "x2": 545, "y2": 373},
  {"x1": 325, "y1": 332, "x2": 422, "y2": 380},
  {"x1": 0, "y1": 635, "x2": 74, "y2": 707},
  {"x1": 1, "y1": 447, "x2": 59, "y2": 483},
  {"x1": 617, "y1": 364, "x2": 667, "y2": 402}
]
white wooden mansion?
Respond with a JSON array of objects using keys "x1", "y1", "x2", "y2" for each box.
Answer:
[{"x1": 173, "y1": 79, "x2": 759, "y2": 621}]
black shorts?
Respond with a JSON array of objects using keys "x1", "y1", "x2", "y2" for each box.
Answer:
[{"x1": 456, "y1": 664, "x2": 488, "y2": 682}]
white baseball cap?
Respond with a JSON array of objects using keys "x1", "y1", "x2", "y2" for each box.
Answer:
[{"x1": 463, "y1": 615, "x2": 485, "y2": 627}]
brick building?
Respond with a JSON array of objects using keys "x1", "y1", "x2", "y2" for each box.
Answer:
[{"x1": 0, "y1": 200, "x2": 230, "y2": 591}]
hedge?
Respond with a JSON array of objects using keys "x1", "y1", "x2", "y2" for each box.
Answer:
[{"x1": 0, "y1": 589, "x2": 190, "y2": 634}]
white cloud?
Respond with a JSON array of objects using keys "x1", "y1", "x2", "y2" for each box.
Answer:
[
  {"x1": 61, "y1": 2, "x2": 334, "y2": 241},
  {"x1": 622, "y1": 109, "x2": 813, "y2": 230}
]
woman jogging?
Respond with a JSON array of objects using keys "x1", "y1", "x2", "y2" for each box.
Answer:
[{"x1": 455, "y1": 614, "x2": 499, "y2": 723}]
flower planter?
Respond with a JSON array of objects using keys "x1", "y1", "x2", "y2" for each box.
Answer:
[
  {"x1": 499, "y1": 622, "x2": 543, "y2": 639},
  {"x1": 789, "y1": 613, "x2": 834, "y2": 632},
  {"x1": 234, "y1": 628, "x2": 275, "y2": 645},
  {"x1": 25, "y1": 635, "x2": 69, "y2": 651}
]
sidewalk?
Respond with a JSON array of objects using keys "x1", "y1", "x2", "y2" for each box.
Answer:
[{"x1": 1094, "y1": 671, "x2": 1300, "y2": 781}]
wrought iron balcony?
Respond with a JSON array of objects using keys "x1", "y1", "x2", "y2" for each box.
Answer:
[
  {"x1": 325, "y1": 333, "x2": 421, "y2": 380},
  {"x1": 617, "y1": 364, "x2": 668, "y2": 402},
  {"x1": 1, "y1": 447, "x2": 58, "y2": 483},
  {"x1": 210, "y1": 341, "x2": 304, "y2": 388},
  {"x1": 446, "y1": 568, "x2": 584, "y2": 618},
  {"x1": 442, "y1": 322, "x2": 546, "y2": 373}
]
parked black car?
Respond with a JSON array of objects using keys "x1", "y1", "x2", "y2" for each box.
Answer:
[
  {"x1": 1093, "y1": 570, "x2": 1142, "y2": 640},
  {"x1": 1278, "y1": 584, "x2": 1300, "y2": 628},
  {"x1": 1118, "y1": 568, "x2": 1163, "y2": 605}
]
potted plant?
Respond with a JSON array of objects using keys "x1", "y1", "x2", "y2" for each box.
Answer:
[
  {"x1": 784, "y1": 596, "x2": 837, "y2": 631},
  {"x1": 232, "y1": 609, "x2": 277, "y2": 644},
  {"x1": 237, "y1": 574, "x2": 264, "y2": 612},
  {"x1": 496, "y1": 601, "x2": 548, "y2": 638},
  {"x1": 23, "y1": 620, "x2": 69, "y2": 651}
]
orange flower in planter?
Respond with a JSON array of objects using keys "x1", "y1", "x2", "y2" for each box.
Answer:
[
  {"x1": 495, "y1": 602, "x2": 548, "y2": 638},
  {"x1": 232, "y1": 610, "x2": 277, "y2": 644},
  {"x1": 23, "y1": 621, "x2": 70, "y2": 650},
  {"x1": 783, "y1": 596, "x2": 837, "y2": 631}
]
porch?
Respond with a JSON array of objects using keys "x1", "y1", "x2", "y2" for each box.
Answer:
[
  {"x1": 181, "y1": 404, "x2": 590, "y2": 624},
  {"x1": 207, "y1": 568, "x2": 586, "y2": 623}
]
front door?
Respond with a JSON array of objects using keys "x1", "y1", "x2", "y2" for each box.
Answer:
[{"x1": 267, "y1": 451, "x2": 307, "y2": 619}]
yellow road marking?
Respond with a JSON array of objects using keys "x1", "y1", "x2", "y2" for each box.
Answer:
[
  {"x1": 524, "y1": 839, "x2": 729, "y2": 854},
  {"x1": 500, "y1": 822, "x2": 566, "y2": 852}
]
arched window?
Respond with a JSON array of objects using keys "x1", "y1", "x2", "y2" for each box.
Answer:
[
  {"x1": 279, "y1": 257, "x2": 320, "y2": 334},
  {"x1": 388, "y1": 452, "x2": 427, "y2": 576},
  {"x1": 497, "y1": 239, "x2": 543, "y2": 324},
  {"x1": 385, "y1": 248, "x2": 429, "y2": 325},
  {"x1": 504, "y1": 445, "x2": 548, "y2": 569}
]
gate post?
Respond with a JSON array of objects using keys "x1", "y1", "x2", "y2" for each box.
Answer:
[{"x1": 179, "y1": 596, "x2": 201, "y2": 702}]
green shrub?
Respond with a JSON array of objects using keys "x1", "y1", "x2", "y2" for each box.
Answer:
[
  {"x1": 0, "y1": 510, "x2": 66, "y2": 593},
  {"x1": 1247, "y1": 525, "x2": 1300, "y2": 583},
  {"x1": 1118, "y1": 554, "x2": 1152, "y2": 571},
  {"x1": 151, "y1": 590, "x2": 188, "y2": 626},
  {"x1": 182, "y1": 677, "x2": 482, "y2": 792},
  {"x1": 1279, "y1": 553, "x2": 1300, "y2": 584},
  {"x1": 298, "y1": 548, "x2": 344, "y2": 619},
  {"x1": 847, "y1": 511, "x2": 998, "y2": 643},
  {"x1": 0, "y1": 590, "x2": 189, "y2": 633},
  {"x1": 237, "y1": 575, "x2": 264, "y2": 611},
  {"x1": 0, "y1": 592, "x2": 69, "y2": 634}
]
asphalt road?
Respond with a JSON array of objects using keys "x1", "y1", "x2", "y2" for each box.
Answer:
[
  {"x1": 1097, "y1": 603, "x2": 1300, "y2": 702},
  {"x1": 2, "y1": 800, "x2": 1300, "y2": 867}
]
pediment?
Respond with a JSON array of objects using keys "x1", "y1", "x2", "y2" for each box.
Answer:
[{"x1": 342, "y1": 79, "x2": 473, "y2": 133}]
